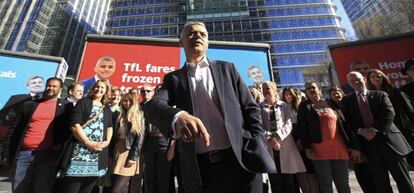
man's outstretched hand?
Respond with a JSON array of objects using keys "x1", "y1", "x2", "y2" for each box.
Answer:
[{"x1": 175, "y1": 112, "x2": 210, "y2": 146}]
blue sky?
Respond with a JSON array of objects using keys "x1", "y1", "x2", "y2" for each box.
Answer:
[{"x1": 332, "y1": 0, "x2": 357, "y2": 40}]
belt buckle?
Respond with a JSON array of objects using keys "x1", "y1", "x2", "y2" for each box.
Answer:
[{"x1": 208, "y1": 150, "x2": 221, "y2": 163}]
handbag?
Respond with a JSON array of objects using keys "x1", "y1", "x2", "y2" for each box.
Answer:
[{"x1": 56, "y1": 106, "x2": 105, "y2": 170}]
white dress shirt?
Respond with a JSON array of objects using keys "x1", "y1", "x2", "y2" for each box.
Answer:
[{"x1": 172, "y1": 57, "x2": 231, "y2": 153}]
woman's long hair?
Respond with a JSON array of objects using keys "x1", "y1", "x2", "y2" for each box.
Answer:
[
  {"x1": 366, "y1": 69, "x2": 394, "y2": 96},
  {"x1": 282, "y1": 87, "x2": 301, "y2": 112},
  {"x1": 119, "y1": 93, "x2": 143, "y2": 135},
  {"x1": 87, "y1": 79, "x2": 111, "y2": 104}
]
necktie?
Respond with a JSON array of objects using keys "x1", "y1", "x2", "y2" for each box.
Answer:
[{"x1": 358, "y1": 93, "x2": 374, "y2": 127}]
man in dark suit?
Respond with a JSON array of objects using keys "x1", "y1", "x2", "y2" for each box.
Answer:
[
  {"x1": 0, "y1": 75, "x2": 44, "y2": 166},
  {"x1": 400, "y1": 59, "x2": 414, "y2": 103},
  {"x1": 342, "y1": 71, "x2": 414, "y2": 193},
  {"x1": 141, "y1": 84, "x2": 175, "y2": 193},
  {"x1": 81, "y1": 56, "x2": 116, "y2": 93},
  {"x1": 9, "y1": 77, "x2": 73, "y2": 193},
  {"x1": 143, "y1": 22, "x2": 274, "y2": 193}
]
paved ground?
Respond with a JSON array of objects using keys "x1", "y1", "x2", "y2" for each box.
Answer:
[
  {"x1": 0, "y1": 166, "x2": 412, "y2": 193},
  {"x1": 0, "y1": 167, "x2": 10, "y2": 193}
]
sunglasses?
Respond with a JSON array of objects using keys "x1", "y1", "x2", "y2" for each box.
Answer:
[{"x1": 141, "y1": 90, "x2": 152, "y2": 93}]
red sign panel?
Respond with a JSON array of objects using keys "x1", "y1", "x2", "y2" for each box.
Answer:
[
  {"x1": 330, "y1": 37, "x2": 414, "y2": 88},
  {"x1": 78, "y1": 41, "x2": 180, "y2": 93}
]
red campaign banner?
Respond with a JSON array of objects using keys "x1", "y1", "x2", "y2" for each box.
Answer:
[
  {"x1": 331, "y1": 37, "x2": 414, "y2": 88},
  {"x1": 78, "y1": 42, "x2": 180, "y2": 93}
]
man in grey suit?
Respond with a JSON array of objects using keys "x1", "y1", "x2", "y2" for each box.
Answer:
[
  {"x1": 143, "y1": 22, "x2": 274, "y2": 193},
  {"x1": 342, "y1": 71, "x2": 414, "y2": 193}
]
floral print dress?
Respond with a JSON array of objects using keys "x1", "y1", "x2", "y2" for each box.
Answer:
[{"x1": 65, "y1": 105, "x2": 107, "y2": 177}]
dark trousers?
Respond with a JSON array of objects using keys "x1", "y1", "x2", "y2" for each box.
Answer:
[
  {"x1": 268, "y1": 173, "x2": 297, "y2": 193},
  {"x1": 269, "y1": 151, "x2": 299, "y2": 193},
  {"x1": 312, "y1": 160, "x2": 350, "y2": 193},
  {"x1": 365, "y1": 140, "x2": 414, "y2": 193},
  {"x1": 61, "y1": 177, "x2": 99, "y2": 193},
  {"x1": 354, "y1": 162, "x2": 376, "y2": 193},
  {"x1": 11, "y1": 150, "x2": 58, "y2": 193},
  {"x1": 197, "y1": 149, "x2": 262, "y2": 193},
  {"x1": 143, "y1": 135, "x2": 175, "y2": 193}
]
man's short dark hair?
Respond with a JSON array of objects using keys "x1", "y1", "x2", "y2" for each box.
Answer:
[
  {"x1": 46, "y1": 77, "x2": 63, "y2": 88},
  {"x1": 350, "y1": 60, "x2": 369, "y2": 71},
  {"x1": 67, "y1": 81, "x2": 84, "y2": 95},
  {"x1": 180, "y1": 21, "x2": 207, "y2": 40}
]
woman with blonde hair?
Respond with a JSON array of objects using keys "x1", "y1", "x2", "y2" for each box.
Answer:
[
  {"x1": 249, "y1": 87, "x2": 263, "y2": 103},
  {"x1": 260, "y1": 81, "x2": 306, "y2": 193},
  {"x1": 62, "y1": 80, "x2": 113, "y2": 193},
  {"x1": 110, "y1": 93, "x2": 145, "y2": 193}
]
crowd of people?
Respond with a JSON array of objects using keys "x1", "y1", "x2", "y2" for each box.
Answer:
[{"x1": 0, "y1": 21, "x2": 414, "y2": 193}]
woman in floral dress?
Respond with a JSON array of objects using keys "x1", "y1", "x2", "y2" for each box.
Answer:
[{"x1": 62, "y1": 80, "x2": 113, "y2": 193}]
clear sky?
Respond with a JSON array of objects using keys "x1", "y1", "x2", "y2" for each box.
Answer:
[{"x1": 332, "y1": 0, "x2": 358, "y2": 40}]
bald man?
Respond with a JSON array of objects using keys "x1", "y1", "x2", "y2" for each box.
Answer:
[{"x1": 342, "y1": 71, "x2": 414, "y2": 193}]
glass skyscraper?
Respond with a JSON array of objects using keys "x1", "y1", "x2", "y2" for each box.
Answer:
[
  {"x1": 341, "y1": 0, "x2": 413, "y2": 39},
  {"x1": 0, "y1": 0, "x2": 111, "y2": 74},
  {"x1": 106, "y1": 0, "x2": 345, "y2": 87}
]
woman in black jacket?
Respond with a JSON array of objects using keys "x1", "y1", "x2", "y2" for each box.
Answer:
[
  {"x1": 298, "y1": 80, "x2": 360, "y2": 193},
  {"x1": 110, "y1": 93, "x2": 145, "y2": 193},
  {"x1": 62, "y1": 80, "x2": 113, "y2": 193}
]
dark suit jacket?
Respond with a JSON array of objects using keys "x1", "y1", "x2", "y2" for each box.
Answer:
[
  {"x1": 144, "y1": 59, "x2": 273, "y2": 193},
  {"x1": 342, "y1": 90, "x2": 412, "y2": 156},
  {"x1": 400, "y1": 82, "x2": 414, "y2": 101},
  {"x1": 9, "y1": 98, "x2": 73, "y2": 159},
  {"x1": 1, "y1": 94, "x2": 32, "y2": 114},
  {"x1": 0, "y1": 94, "x2": 33, "y2": 137},
  {"x1": 400, "y1": 82, "x2": 414, "y2": 122},
  {"x1": 81, "y1": 76, "x2": 96, "y2": 94}
]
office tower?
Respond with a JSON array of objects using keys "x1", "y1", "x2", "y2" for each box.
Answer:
[
  {"x1": 106, "y1": 0, "x2": 346, "y2": 87},
  {"x1": 0, "y1": 0, "x2": 111, "y2": 74},
  {"x1": 341, "y1": 0, "x2": 414, "y2": 39}
]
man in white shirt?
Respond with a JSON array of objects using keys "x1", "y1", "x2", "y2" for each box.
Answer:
[{"x1": 144, "y1": 21, "x2": 274, "y2": 193}]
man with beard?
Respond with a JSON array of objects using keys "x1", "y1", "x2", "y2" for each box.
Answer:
[{"x1": 9, "y1": 77, "x2": 73, "y2": 193}]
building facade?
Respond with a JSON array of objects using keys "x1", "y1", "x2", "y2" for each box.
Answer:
[
  {"x1": 341, "y1": 0, "x2": 414, "y2": 39},
  {"x1": 0, "y1": 0, "x2": 111, "y2": 75},
  {"x1": 106, "y1": 0, "x2": 346, "y2": 87}
]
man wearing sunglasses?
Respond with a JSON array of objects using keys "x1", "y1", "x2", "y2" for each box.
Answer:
[{"x1": 140, "y1": 84, "x2": 175, "y2": 193}]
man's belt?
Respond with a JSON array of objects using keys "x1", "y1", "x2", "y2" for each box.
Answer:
[{"x1": 197, "y1": 148, "x2": 233, "y2": 164}]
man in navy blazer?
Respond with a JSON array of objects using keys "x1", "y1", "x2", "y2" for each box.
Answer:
[
  {"x1": 81, "y1": 56, "x2": 116, "y2": 93},
  {"x1": 0, "y1": 76, "x2": 44, "y2": 166},
  {"x1": 342, "y1": 71, "x2": 414, "y2": 193},
  {"x1": 144, "y1": 22, "x2": 274, "y2": 193}
]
